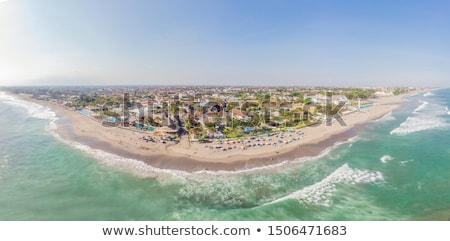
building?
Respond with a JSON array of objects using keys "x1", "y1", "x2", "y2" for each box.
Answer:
[{"x1": 231, "y1": 109, "x2": 251, "y2": 121}]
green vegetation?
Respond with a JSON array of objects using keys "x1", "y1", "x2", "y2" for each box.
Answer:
[
  {"x1": 223, "y1": 127, "x2": 243, "y2": 138},
  {"x1": 345, "y1": 89, "x2": 376, "y2": 100},
  {"x1": 102, "y1": 110, "x2": 120, "y2": 117},
  {"x1": 7, "y1": 85, "x2": 416, "y2": 140},
  {"x1": 393, "y1": 88, "x2": 409, "y2": 96}
]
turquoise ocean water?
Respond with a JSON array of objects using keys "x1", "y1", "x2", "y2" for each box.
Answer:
[{"x1": 0, "y1": 89, "x2": 449, "y2": 220}]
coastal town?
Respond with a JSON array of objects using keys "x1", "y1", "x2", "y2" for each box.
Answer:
[
  {"x1": 2, "y1": 0, "x2": 449, "y2": 226},
  {"x1": 1, "y1": 85, "x2": 425, "y2": 171},
  {"x1": 2, "y1": 85, "x2": 418, "y2": 165},
  {"x1": 8, "y1": 86, "x2": 414, "y2": 145}
]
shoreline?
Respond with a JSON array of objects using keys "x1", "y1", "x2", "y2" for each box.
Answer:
[{"x1": 8, "y1": 91, "x2": 409, "y2": 172}]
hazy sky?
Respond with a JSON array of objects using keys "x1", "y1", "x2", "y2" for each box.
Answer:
[{"x1": 1, "y1": 0, "x2": 449, "y2": 86}]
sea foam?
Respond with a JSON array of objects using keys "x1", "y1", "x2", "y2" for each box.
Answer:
[
  {"x1": 192, "y1": 136, "x2": 360, "y2": 176},
  {"x1": 423, "y1": 92, "x2": 435, "y2": 97},
  {"x1": 412, "y1": 100, "x2": 428, "y2": 114},
  {"x1": 0, "y1": 92, "x2": 56, "y2": 120},
  {"x1": 0, "y1": 92, "x2": 365, "y2": 179},
  {"x1": 264, "y1": 163, "x2": 383, "y2": 207},
  {"x1": 390, "y1": 116, "x2": 447, "y2": 135},
  {"x1": 50, "y1": 129, "x2": 192, "y2": 179},
  {"x1": 391, "y1": 100, "x2": 449, "y2": 135},
  {"x1": 380, "y1": 155, "x2": 393, "y2": 163},
  {"x1": 48, "y1": 123, "x2": 360, "y2": 180}
]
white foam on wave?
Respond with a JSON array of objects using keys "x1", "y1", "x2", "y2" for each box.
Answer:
[
  {"x1": 0, "y1": 92, "x2": 56, "y2": 120},
  {"x1": 380, "y1": 155, "x2": 393, "y2": 163},
  {"x1": 413, "y1": 100, "x2": 428, "y2": 114},
  {"x1": 0, "y1": 92, "x2": 14, "y2": 101},
  {"x1": 400, "y1": 159, "x2": 414, "y2": 166},
  {"x1": 390, "y1": 116, "x2": 447, "y2": 135},
  {"x1": 423, "y1": 92, "x2": 435, "y2": 97},
  {"x1": 264, "y1": 163, "x2": 383, "y2": 207},
  {"x1": 446, "y1": 106, "x2": 450, "y2": 115},
  {"x1": 50, "y1": 130, "x2": 192, "y2": 180},
  {"x1": 73, "y1": 142, "x2": 191, "y2": 179},
  {"x1": 44, "y1": 117, "x2": 59, "y2": 132},
  {"x1": 391, "y1": 100, "x2": 449, "y2": 135},
  {"x1": 194, "y1": 136, "x2": 360, "y2": 176},
  {"x1": 178, "y1": 176, "x2": 262, "y2": 208},
  {"x1": 48, "y1": 120, "x2": 360, "y2": 180}
]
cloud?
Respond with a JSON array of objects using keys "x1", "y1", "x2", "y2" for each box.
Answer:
[{"x1": 0, "y1": 0, "x2": 8, "y2": 3}]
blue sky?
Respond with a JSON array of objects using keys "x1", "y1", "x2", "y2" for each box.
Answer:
[{"x1": 1, "y1": 0, "x2": 449, "y2": 86}]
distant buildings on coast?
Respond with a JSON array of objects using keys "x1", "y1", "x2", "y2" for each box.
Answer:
[{"x1": 7, "y1": 85, "x2": 418, "y2": 140}]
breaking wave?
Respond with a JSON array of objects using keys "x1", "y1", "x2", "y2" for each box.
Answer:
[
  {"x1": 380, "y1": 155, "x2": 393, "y2": 163},
  {"x1": 391, "y1": 100, "x2": 449, "y2": 135},
  {"x1": 51, "y1": 131, "x2": 192, "y2": 180},
  {"x1": 190, "y1": 136, "x2": 359, "y2": 176},
  {"x1": 264, "y1": 164, "x2": 384, "y2": 207},
  {"x1": 423, "y1": 92, "x2": 435, "y2": 97},
  {"x1": 390, "y1": 116, "x2": 447, "y2": 135},
  {"x1": 412, "y1": 101, "x2": 428, "y2": 114},
  {"x1": 47, "y1": 122, "x2": 359, "y2": 180},
  {"x1": 0, "y1": 92, "x2": 56, "y2": 120}
]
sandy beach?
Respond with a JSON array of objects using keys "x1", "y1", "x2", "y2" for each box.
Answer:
[{"x1": 18, "y1": 93, "x2": 407, "y2": 172}]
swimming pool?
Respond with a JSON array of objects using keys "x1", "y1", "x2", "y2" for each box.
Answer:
[
  {"x1": 359, "y1": 103, "x2": 374, "y2": 109},
  {"x1": 77, "y1": 109, "x2": 90, "y2": 116}
]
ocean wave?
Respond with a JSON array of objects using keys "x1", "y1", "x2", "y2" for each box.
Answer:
[
  {"x1": 263, "y1": 163, "x2": 384, "y2": 207},
  {"x1": 413, "y1": 100, "x2": 428, "y2": 114},
  {"x1": 446, "y1": 106, "x2": 450, "y2": 115},
  {"x1": 391, "y1": 99, "x2": 449, "y2": 135},
  {"x1": 0, "y1": 92, "x2": 56, "y2": 120},
  {"x1": 48, "y1": 130, "x2": 192, "y2": 180},
  {"x1": 390, "y1": 116, "x2": 447, "y2": 135},
  {"x1": 179, "y1": 176, "x2": 269, "y2": 208},
  {"x1": 0, "y1": 91, "x2": 15, "y2": 101},
  {"x1": 44, "y1": 117, "x2": 59, "y2": 132},
  {"x1": 380, "y1": 155, "x2": 393, "y2": 163},
  {"x1": 193, "y1": 136, "x2": 359, "y2": 176},
  {"x1": 47, "y1": 121, "x2": 360, "y2": 182},
  {"x1": 177, "y1": 137, "x2": 361, "y2": 208},
  {"x1": 423, "y1": 92, "x2": 435, "y2": 97},
  {"x1": 400, "y1": 160, "x2": 414, "y2": 166}
]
